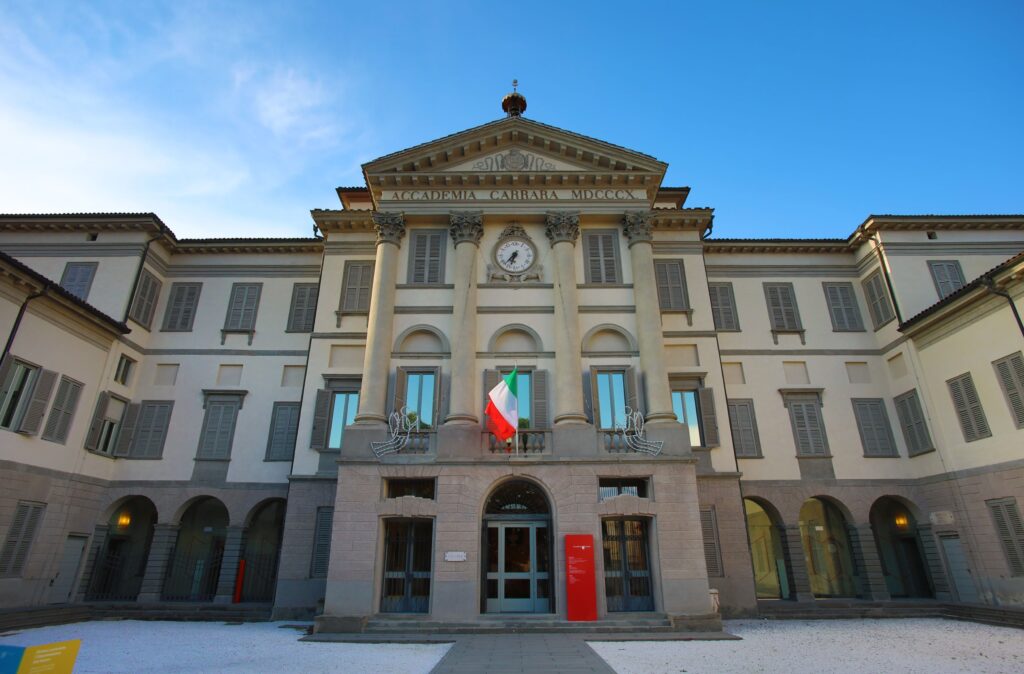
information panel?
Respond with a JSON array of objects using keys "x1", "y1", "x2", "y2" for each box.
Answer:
[{"x1": 565, "y1": 534, "x2": 597, "y2": 621}]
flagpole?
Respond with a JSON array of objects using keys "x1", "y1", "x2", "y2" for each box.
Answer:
[{"x1": 514, "y1": 360, "x2": 519, "y2": 456}]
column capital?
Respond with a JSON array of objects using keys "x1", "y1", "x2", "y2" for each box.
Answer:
[
  {"x1": 622, "y1": 210, "x2": 655, "y2": 247},
  {"x1": 449, "y1": 211, "x2": 484, "y2": 246},
  {"x1": 372, "y1": 211, "x2": 406, "y2": 246},
  {"x1": 544, "y1": 211, "x2": 580, "y2": 246}
]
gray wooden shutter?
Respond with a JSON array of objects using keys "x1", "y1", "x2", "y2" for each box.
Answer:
[
  {"x1": 197, "y1": 399, "x2": 238, "y2": 459},
  {"x1": 410, "y1": 232, "x2": 429, "y2": 283},
  {"x1": 114, "y1": 403, "x2": 140, "y2": 456},
  {"x1": 863, "y1": 271, "x2": 893, "y2": 328},
  {"x1": 765, "y1": 283, "x2": 801, "y2": 330},
  {"x1": 43, "y1": 377, "x2": 82, "y2": 444},
  {"x1": 83, "y1": 391, "x2": 109, "y2": 451},
  {"x1": 225, "y1": 284, "x2": 261, "y2": 330},
  {"x1": 0, "y1": 358, "x2": 15, "y2": 404},
  {"x1": 852, "y1": 399, "x2": 896, "y2": 456},
  {"x1": 132, "y1": 402, "x2": 173, "y2": 459},
  {"x1": 427, "y1": 231, "x2": 445, "y2": 283},
  {"x1": 17, "y1": 368, "x2": 57, "y2": 435},
  {"x1": 163, "y1": 283, "x2": 202, "y2": 331},
  {"x1": 130, "y1": 269, "x2": 161, "y2": 328},
  {"x1": 341, "y1": 261, "x2": 374, "y2": 313},
  {"x1": 287, "y1": 283, "x2": 319, "y2": 332},
  {"x1": 948, "y1": 373, "x2": 991, "y2": 442},
  {"x1": 624, "y1": 367, "x2": 639, "y2": 416},
  {"x1": 581, "y1": 371, "x2": 594, "y2": 423},
  {"x1": 894, "y1": 390, "x2": 932, "y2": 455},
  {"x1": 310, "y1": 506, "x2": 334, "y2": 578},
  {"x1": 709, "y1": 283, "x2": 738, "y2": 330},
  {"x1": 392, "y1": 369, "x2": 408, "y2": 417},
  {"x1": 993, "y1": 352, "x2": 1024, "y2": 428},
  {"x1": 483, "y1": 370, "x2": 500, "y2": 408},
  {"x1": 309, "y1": 390, "x2": 331, "y2": 450},
  {"x1": 929, "y1": 260, "x2": 965, "y2": 299},
  {"x1": 655, "y1": 260, "x2": 687, "y2": 310},
  {"x1": 532, "y1": 369, "x2": 550, "y2": 429},
  {"x1": 585, "y1": 231, "x2": 619, "y2": 284},
  {"x1": 696, "y1": 387, "x2": 720, "y2": 448},
  {"x1": 0, "y1": 502, "x2": 45, "y2": 576},
  {"x1": 60, "y1": 263, "x2": 97, "y2": 300},
  {"x1": 824, "y1": 283, "x2": 863, "y2": 331},
  {"x1": 988, "y1": 499, "x2": 1024, "y2": 576},
  {"x1": 789, "y1": 396, "x2": 828, "y2": 455},
  {"x1": 699, "y1": 506, "x2": 724, "y2": 577},
  {"x1": 727, "y1": 399, "x2": 761, "y2": 457},
  {"x1": 267, "y1": 402, "x2": 300, "y2": 460}
]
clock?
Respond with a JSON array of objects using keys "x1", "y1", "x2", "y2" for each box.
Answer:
[{"x1": 495, "y1": 238, "x2": 536, "y2": 274}]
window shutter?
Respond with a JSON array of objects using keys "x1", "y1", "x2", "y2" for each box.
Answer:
[
  {"x1": 824, "y1": 283, "x2": 863, "y2": 331},
  {"x1": 654, "y1": 260, "x2": 688, "y2": 310},
  {"x1": 581, "y1": 370, "x2": 594, "y2": 423},
  {"x1": 709, "y1": 283, "x2": 738, "y2": 331},
  {"x1": 310, "y1": 506, "x2": 334, "y2": 578},
  {"x1": 267, "y1": 402, "x2": 300, "y2": 460},
  {"x1": 60, "y1": 263, "x2": 97, "y2": 300},
  {"x1": 624, "y1": 367, "x2": 639, "y2": 415},
  {"x1": 863, "y1": 271, "x2": 894, "y2": 328},
  {"x1": 408, "y1": 231, "x2": 445, "y2": 284},
  {"x1": 287, "y1": 283, "x2": 319, "y2": 332},
  {"x1": 114, "y1": 403, "x2": 140, "y2": 456},
  {"x1": 483, "y1": 370, "x2": 501, "y2": 408},
  {"x1": 17, "y1": 368, "x2": 57, "y2": 435},
  {"x1": 197, "y1": 400, "x2": 238, "y2": 459},
  {"x1": 699, "y1": 506, "x2": 724, "y2": 577},
  {"x1": 894, "y1": 390, "x2": 933, "y2": 456},
  {"x1": 131, "y1": 402, "x2": 173, "y2": 459},
  {"x1": 0, "y1": 502, "x2": 45, "y2": 576},
  {"x1": 698, "y1": 387, "x2": 720, "y2": 447},
  {"x1": 788, "y1": 397, "x2": 828, "y2": 456},
  {"x1": 43, "y1": 377, "x2": 82, "y2": 444},
  {"x1": 948, "y1": 374, "x2": 991, "y2": 442},
  {"x1": 532, "y1": 369, "x2": 550, "y2": 429},
  {"x1": 310, "y1": 390, "x2": 331, "y2": 450},
  {"x1": 410, "y1": 232, "x2": 429, "y2": 283},
  {"x1": 0, "y1": 358, "x2": 14, "y2": 404},
  {"x1": 584, "y1": 231, "x2": 620, "y2": 284},
  {"x1": 163, "y1": 283, "x2": 202, "y2": 331},
  {"x1": 129, "y1": 269, "x2": 161, "y2": 328},
  {"x1": 765, "y1": 283, "x2": 801, "y2": 330},
  {"x1": 852, "y1": 399, "x2": 897, "y2": 457},
  {"x1": 987, "y1": 499, "x2": 1024, "y2": 576},
  {"x1": 727, "y1": 400, "x2": 761, "y2": 457},
  {"x1": 427, "y1": 232, "x2": 444, "y2": 283},
  {"x1": 929, "y1": 261, "x2": 965, "y2": 299},
  {"x1": 225, "y1": 284, "x2": 261, "y2": 331},
  {"x1": 392, "y1": 369, "x2": 408, "y2": 417},
  {"x1": 83, "y1": 391, "x2": 109, "y2": 451},
  {"x1": 341, "y1": 261, "x2": 374, "y2": 313},
  {"x1": 993, "y1": 352, "x2": 1024, "y2": 428}
]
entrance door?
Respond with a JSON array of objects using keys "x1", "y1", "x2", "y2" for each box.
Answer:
[
  {"x1": 381, "y1": 519, "x2": 432, "y2": 613},
  {"x1": 49, "y1": 535, "x2": 87, "y2": 604},
  {"x1": 602, "y1": 518, "x2": 654, "y2": 612},
  {"x1": 485, "y1": 521, "x2": 550, "y2": 613},
  {"x1": 940, "y1": 535, "x2": 980, "y2": 603}
]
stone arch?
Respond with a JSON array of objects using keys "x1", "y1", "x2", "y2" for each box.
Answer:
[
  {"x1": 743, "y1": 496, "x2": 792, "y2": 600},
  {"x1": 240, "y1": 498, "x2": 287, "y2": 603},
  {"x1": 582, "y1": 323, "x2": 637, "y2": 353},
  {"x1": 394, "y1": 324, "x2": 450, "y2": 354},
  {"x1": 163, "y1": 497, "x2": 231, "y2": 601},
  {"x1": 488, "y1": 323, "x2": 543, "y2": 353},
  {"x1": 798, "y1": 496, "x2": 859, "y2": 598},
  {"x1": 869, "y1": 495, "x2": 934, "y2": 598},
  {"x1": 171, "y1": 494, "x2": 230, "y2": 524},
  {"x1": 482, "y1": 476, "x2": 553, "y2": 517},
  {"x1": 244, "y1": 497, "x2": 287, "y2": 528},
  {"x1": 101, "y1": 494, "x2": 158, "y2": 523},
  {"x1": 807, "y1": 494, "x2": 856, "y2": 524},
  {"x1": 84, "y1": 495, "x2": 159, "y2": 601},
  {"x1": 743, "y1": 495, "x2": 786, "y2": 526}
]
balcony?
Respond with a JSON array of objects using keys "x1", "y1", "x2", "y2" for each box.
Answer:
[{"x1": 485, "y1": 430, "x2": 548, "y2": 454}]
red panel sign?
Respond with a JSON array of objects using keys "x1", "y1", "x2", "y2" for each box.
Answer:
[{"x1": 565, "y1": 534, "x2": 597, "y2": 621}]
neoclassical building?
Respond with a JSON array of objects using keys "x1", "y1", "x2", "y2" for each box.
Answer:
[{"x1": 1, "y1": 91, "x2": 1022, "y2": 629}]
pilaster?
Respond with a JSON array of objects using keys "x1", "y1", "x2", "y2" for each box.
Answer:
[
  {"x1": 781, "y1": 524, "x2": 815, "y2": 602},
  {"x1": 214, "y1": 526, "x2": 247, "y2": 603},
  {"x1": 849, "y1": 524, "x2": 891, "y2": 601},
  {"x1": 75, "y1": 525, "x2": 109, "y2": 602},
  {"x1": 137, "y1": 523, "x2": 179, "y2": 602}
]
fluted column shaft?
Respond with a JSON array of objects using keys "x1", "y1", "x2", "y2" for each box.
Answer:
[
  {"x1": 546, "y1": 212, "x2": 587, "y2": 425},
  {"x1": 445, "y1": 212, "x2": 484, "y2": 424},
  {"x1": 355, "y1": 212, "x2": 405, "y2": 424},
  {"x1": 623, "y1": 211, "x2": 675, "y2": 423}
]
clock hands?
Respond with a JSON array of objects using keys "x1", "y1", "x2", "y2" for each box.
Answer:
[{"x1": 505, "y1": 250, "x2": 519, "y2": 265}]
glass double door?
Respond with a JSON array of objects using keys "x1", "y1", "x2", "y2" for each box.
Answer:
[
  {"x1": 485, "y1": 521, "x2": 550, "y2": 613},
  {"x1": 602, "y1": 518, "x2": 654, "y2": 612},
  {"x1": 381, "y1": 519, "x2": 432, "y2": 613}
]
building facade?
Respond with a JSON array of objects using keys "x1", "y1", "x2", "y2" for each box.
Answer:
[{"x1": 1, "y1": 97, "x2": 1023, "y2": 627}]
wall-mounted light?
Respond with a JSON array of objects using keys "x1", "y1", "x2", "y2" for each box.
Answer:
[
  {"x1": 894, "y1": 514, "x2": 909, "y2": 531},
  {"x1": 117, "y1": 512, "x2": 131, "y2": 529}
]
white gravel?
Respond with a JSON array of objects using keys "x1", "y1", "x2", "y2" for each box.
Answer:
[
  {"x1": 589, "y1": 618, "x2": 1024, "y2": 674},
  {"x1": 0, "y1": 620, "x2": 450, "y2": 674}
]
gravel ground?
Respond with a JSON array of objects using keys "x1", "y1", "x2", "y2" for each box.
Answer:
[
  {"x1": 0, "y1": 620, "x2": 450, "y2": 674},
  {"x1": 589, "y1": 618, "x2": 1024, "y2": 674}
]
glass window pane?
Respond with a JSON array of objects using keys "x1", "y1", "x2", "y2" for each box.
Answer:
[
  {"x1": 346, "y1": 393, "x2": 359, "y2": 425},
  {"x1": 597, "y1": 373, "x2": 613, "y2": 429},
  {"x1": 407, "y1": 374, "x2": 422, "y2": 425},
  {"x1": 329, "y1": 393, "x2": 347, "y2": 449},
  {"x1": 611, "y1": 373, "x2": 627, "y2": 428},
  {"x1": 672, "y1": 391, "x2": 685, "y2": 424},
  {"x1": 683, "y1": 391, "x2": 702, "y2": 447},
  {"x1": 518, "y1": 372, "x2": 531, "y2": 429}
]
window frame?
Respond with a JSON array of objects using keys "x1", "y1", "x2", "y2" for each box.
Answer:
[
  {"x1": 398, "y1": 368, "x2": 440, "y2": 430},
  {"x1": 161, "y1": 282, "x2": 203, "y2": 332},
  {"x1": 325, "y1": 379, "x2": 360, "y2": 451},
  {"x1": 593, "y1": 367, "x2": 632, "y2": 430},
  {"x1": 221, "y1": 282, "x2": 263, "y2": 343},
  {"x1": 862, "y1": 269, "x2": 895, "y2": 330},
  {"x1": 598, "y1": 477, "x2": 650, "y2": 501},
  {"x1": 670, "y1": 377, "x2": 705, "y2": 449},
  {"x1": 0, "y1": 501, "x2": 46, "y2": 578},
  {"x1": 992, "y1": 351, "x2": 1024, "y2": 429},
  {"x1": 582, "y1": 229, "x2": 623, "y2": 285},
  {"x1": 851, "y1": 398, "x2": 898, "y2": 457},
  {"x1": 653, "y1": 259, "x2": 690, "y2": 312},
  {"x1": 265, "y1": 401, "x2": 301, "y2": 461},
  {"x1": 406, "y1": 229, "x2": 447, "y2": 284},
  {"x1": 708, "y1": 282, "x2": 740, "y2": 331},
  {"x1": 928, "y1": 259, "x2": 966, "y2": 300},
  {"x1": 128, "y1": 268, "x2": 162, "y2": 330},
  {"x1": 41, "y1": 375, "x2": 84, "y2": 445},
  {"x1": 113, "y1": 354, "x2": 135, "y2": 386},
  {"x1": 946, "y1": 372, "x2": 992, "y2": 443},
  {"x1": 93, "y1": 393, "x2": 129, "y2": 456},
  {"x1": 127, "y1": 400, "x2": 174, "y2": 459},
  {"x1": 338, "y1": 260, "x2": 375, "y2": 318},
  {"x1": 782, "y1": 391, "x2": 830, "y2": 456},
  {"x1": 822, "y1": 282, "x2": 865, "y2": 332},
  {"x1": 195, "y1": 392, "x2": 245, "y2": 460},
  {"x1": 59, "y1": 262, "x2": 98, "y2": 301},
  {"x1": 0, "y1": 358, "x2": 40, "y2": 432},
  {"x1": 763, "y1": 282, "x2": 804, "y2": 341},
  {"x1": 727, "y1": 398, "x2": 762, "y2": 458},
  {"x1": 286, "y1": 283, "x2": 319, "y2": 333},
  {"x1": 893, "y1": 389, "x2": 934, "y2": 457}
]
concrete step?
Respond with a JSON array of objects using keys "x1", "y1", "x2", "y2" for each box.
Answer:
[{"x1": 363, "y1": 616, "x2": 674, "y2": 634}]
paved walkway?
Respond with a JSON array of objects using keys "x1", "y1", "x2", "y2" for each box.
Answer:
[{"x1": 429, "y1": 634, "x2": 615, "y2": 674}]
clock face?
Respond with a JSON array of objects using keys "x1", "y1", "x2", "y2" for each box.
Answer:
[{"x1": 495, "y1": 239, "x2": 536, "y2": 273}]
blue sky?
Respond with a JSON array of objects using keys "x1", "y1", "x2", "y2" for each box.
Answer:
[{"x1": 1, "y1": 1, "x2": 1021, "y2": 239}]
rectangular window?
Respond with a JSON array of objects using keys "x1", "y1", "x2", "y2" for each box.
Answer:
[
  {"x1": 598, "y1": 478, "x2": 648, "y2": 501},
  {"x1": 310, "y1": 506, "x2": 334, "y2": 578},
  {"x1": 42, "y1": 376, "x2": 83, "y2": 444},
  {"x1": 0, "y1": 501, "x2": 46, "y2": 577},
  {"x1": 894, "y1": 389, "x2": 934, "y2": 456},
  {"x1": 196, "y1": 396, "x2": 242, "y2": 459},
  {"x1": 727, "y1": 399, "x2": 762, "y2": 458},
  {"x1": 340, "y1": 261, "x2": 374, "y2": 313},
  {"x1": 987, "y1": 497, "x2": 1024, "y2": 576},
  {"x1": 851, "y1": 398, "x2": 898, "y2": 457},
  {"x1": 671, "y1": 388, "x2": 704, "y2": 448},
  {"x1": 583, "y1": 230, "x2": 621, "y2": 284},
  {"x1": 595, "y1": 370, "x2": 628, "y2": 430},
  {"x1": 784, "y1": 393, "x2": 829, "y2": 456},
  {"x1": 823, "y1": 282, "x2": 865, "y2": 332},
  {"x1": 407, "y1": 230, "x2": 446, "y2": 284},
  {"x1": 266, "y1": 402, "x2": 300, "y2": 461},
  {"x1": 325, "y1": 391, "x2": 359, "y2": 449},
  {"x1": 386, "y1": 478, "x2": 436, "y2": 500},
  {"x1": 862, "y1": 270, "x2": 895, "y2": 329},
  {"x1": 947, "y1": 373, "x2": 991, "y2": 442},
  {"x1": 928, "y1": 260, "x2": 966, "y2": 299},
  {"x1": 485, "y1": 369, "x2": 548, "y2": 431},
  {"x1": 763, "y1": 283, "x2": 802, "y2": 331},
  {"x1": 114, "y1": 354, "x2": 135, "y2": 386},
  {"x1": 287, "y1": 283, "x2": 319, "y2": 333},
  {"x1": 60, "y1": 262, "x2": 97, "y2": 301},
  {"x1": 0, "y1": 359, "x2": 40, "y2": 431},
  {"x1": 162, "y1": 282, "x2": 202, "y2": 332},
  {"x1": 708, "y1": 282, "x2": 739, "y2": 331},
  {"x1": 700, "y1": 506, "x2": 724, "y2": 577},
  {"x1": 223, "y1": 283, "x2": 262, "y2": 332},
  {"x1": 654, "y1": 259, "x2": 689, "y2": 311},
  {"x1": 404, "y1": 371, "x2": 437, "y2": 429},
  {"x1": 129, "y1": 268, "x2": 162, "y2": 329},
  {"x1": 129, "y1": 401, "x2": 174, "y2": 459},
  {"x1": 993, "y1": 351, "x2": 1024, "y2": 428},
  {"x1": 83, "y1": 392, "x2": 127, "y2": 454}
]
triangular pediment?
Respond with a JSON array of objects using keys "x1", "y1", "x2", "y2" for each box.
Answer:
[{"x1": 443, "y1": 145, "x2": 591, "y2": 172}]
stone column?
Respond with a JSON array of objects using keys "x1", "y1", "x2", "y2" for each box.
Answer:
[
  {"x1": 214, "y1": 526, "x2": 247, "y2": 603},
  {"x1": 781, "y1": 524, "x2": 815, "y2": 602},
  {"x1": 137, "y1": 523, "x2": 179, "y2": 602},
  {"x1": 849, "y1": 524, "x2": 891, "y2": 601},
  {"x1": 75, "y1": 524, "x2": 109, "y2": 602},
  {"x1": 354, "y1": 212, "x2": 406, "y2": 425},
  {"x1": 444, "y1": 211, "x2": 483, "y2": 424},
  {"x1": 545, "y1": 211, "x2": 588, "y2": 425},
  {"x1": 622, "y1": 211, "x2": 675, "y2": 423}
]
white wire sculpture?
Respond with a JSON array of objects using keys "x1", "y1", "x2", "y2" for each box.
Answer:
[
  {"x1": 615, "y1": 406, "x2": 664, "y2": 455},
  {"x1": 371, "y1": 406, "x2": 415, "y2": 457}
]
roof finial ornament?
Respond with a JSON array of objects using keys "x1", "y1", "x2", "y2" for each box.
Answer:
[{"x1": 502, "y1": 80, "x2": 527, "y2": 118}]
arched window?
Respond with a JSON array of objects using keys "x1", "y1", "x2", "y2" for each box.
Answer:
[{"x1": 485, "y1": 480, "x2": 550, "y2": 515}]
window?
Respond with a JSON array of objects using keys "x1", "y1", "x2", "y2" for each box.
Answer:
[
  {"x1": 222, "y1": 283, "x2": 262, "y2": 340},
  {"x1": 672, "y1": 388, "x2": 703, "y2": 448},
  {"x1": 129, "y1": 268, "x2": 162, "y2": 329},
  {"x1": 114, "y1": 354, "x2": 135, "y2": 386},
  {"x1": 783, "y1": 393, "x2": 829, "y2": 456},
  {"x1": 310, "y1": 379, "x2": 360, "y2": 451},
  {"x1": 851, "y1": 399, "x2": 898, "y2": 457},
  {"x1": 386, "y1": 478, "x2": 436, "y2": 499},
  {"x1": 0, "y1": 359, "x2": 40, "y2": 431},
  {"x1": 402, "y1": 370, "x2": 437, "y2": 429},
  {"x1": 162, "y1": 282, "x2": 202, "y2": 332},
  {"x1": 60, "y1": 262, "x2": 97, "y2": 301},
  {"x1": 862, "y1": 270, "x2": 895, "y2": 329},
  {"x1": 987, "y1": 498, "x2": 1024, "y2": 576},
  {"x1": 84, "y1": 393, "x2": 130, "y2": 455},
  {"x1": 340, "y1": 261, "x2": 374, "y2": 315},
  {"x1": 0, "y1": 501, "x2": 45, "y2": 577},
  {"x1": 700, "y1": 506, "x2": 724, "y2": 577},
  {"x1": 822, "y1": 282, "x2": 865, "y2": 332},
  {"x1": 583, "y1": 230, "x2": 621, "y2": 284},
  {"x1": 763, "y1": 283, "x2": 802, "y2": 332},
  {"x1": 41, "y1": 377, "x2": 83, "y2": 444},
  {"x1": 598, "y1": 478, "x2": 648, "y2": 500},
  {"x1": 894, "y1": 389, "x2": 934, "y2": 456},
  {"x1": 196, "y1": 394, "x2": 243, "y2": 459},
  {"x1": 287, "y1": 283, "x2": 319, "y2": 333},
  {"x1": 708, "y1": 282, "x2": 739, "y2": 331},
  {"x1": 595, "y1": 370, "x2": 631, "y2": 430},
  {"x1": 727, "y1": 399, "x2": 762, "y2": 458},
  {"x1": 310, "y1": 506, "x2": 334, "y2": 578},
  {"x1": 484, "y1": 369, "x2": 549, "y2": 430},
  {"x1": 947, "y1": 373, "x2": 991, "y2": 442},
  {"x1": 654, "y1": 260, "x2": 689, "y2": 311},
  {"x1": 993, "y1": 352, "x2": 1024, "y2": 428},
  {"x1": 672, "y1": 380, "x2": 719, "y2": 449},
  {"x1": 928, "y1": 260, "x2": 966, "y2": 299},
  {"x1": 126, "y1": 401, "x2": 173, "y2": 459},
  {"x1": 407, "y1": 230, "x2": 446, "y2": 284},
  {"x1": 266, "y1": 402, "x2": 300, "y2": 461}
]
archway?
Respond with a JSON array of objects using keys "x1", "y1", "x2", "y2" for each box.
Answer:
[
  {"x1": 240, "y1": 499, "x2": 286, "y2": 602},
  {"x1": 481, "y1": 479, "x2": 553, "y2": 614},
  {"x1": 870, "y1": 497, "x2": 933, "y2": 598},
  {"x1": 161, "y1": 497, "x2": 229, "y2": 601},
  {"x1": 799, "y1": 497, "x2": 858, "y2": 598},
  {"x1": 86, "y1": 496, "x2": 157, "y2": 601},
  {"x1": 743, "y1": 498, "x2": 791, "y2": 600}
]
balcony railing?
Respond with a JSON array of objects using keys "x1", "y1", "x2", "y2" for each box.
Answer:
[
  {"x1": 600, "y1": 429, "x2": 633, "y2": 453},
  {"x1": 486, "y1": 430, "x2": 547, "y2": 454}
]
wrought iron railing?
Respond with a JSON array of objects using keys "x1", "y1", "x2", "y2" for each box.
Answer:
[
  {"x1": 85, "y1": 547, "x2": 144, "y2": 602},
  {"x1": 161, "y1": 542, "x2": 224, "y2": 602},
  {"x1": 240, "y1": 552, "x2": 280, "y2": 603}
]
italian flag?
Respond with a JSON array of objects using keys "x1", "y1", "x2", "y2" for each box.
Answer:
[{"x1": 485, "y1": 368, "x2": 519, "y2": 442}]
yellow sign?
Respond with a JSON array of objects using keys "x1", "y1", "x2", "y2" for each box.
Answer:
[{"x1": 0, "y1": 640, "x2": 80, "y2": 674}]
